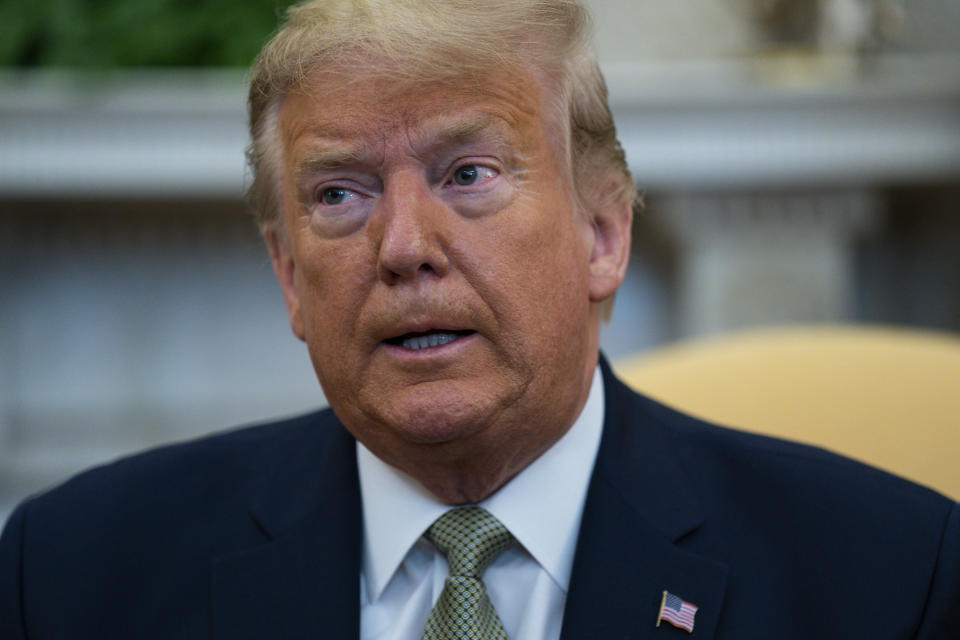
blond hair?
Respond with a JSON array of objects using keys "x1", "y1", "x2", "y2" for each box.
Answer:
[{"x1": 246, "y1": 0, "x2": 636, "y2": 231}]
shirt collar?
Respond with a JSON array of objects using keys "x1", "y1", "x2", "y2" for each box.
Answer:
[{"x1": 357, "y1": 366, "x2": 605, "y2": 602}]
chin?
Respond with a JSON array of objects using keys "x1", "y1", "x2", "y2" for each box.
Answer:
[{"x1": 360, "y1": 379, "x2": 519, "y2": 446}]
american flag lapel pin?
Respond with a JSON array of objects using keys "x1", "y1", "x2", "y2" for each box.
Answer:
[{"x1": 656, "y1": 590, "x2": 698, "y2": 633}]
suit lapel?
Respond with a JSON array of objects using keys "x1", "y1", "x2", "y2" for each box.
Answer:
[
  {"x1": 207, "y1": 358, "x2": 729, "y2": 639},
  {"x1": 560, "y1": 360, "x2": 728, "y2": 639},
  {"x1": 211, "y1": 414, "x2": 362, "y2": 640}
]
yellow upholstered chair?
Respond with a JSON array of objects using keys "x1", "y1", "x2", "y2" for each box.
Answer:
[{"x1": 614, "y1": 325, "x2": 960, "y2": 500}]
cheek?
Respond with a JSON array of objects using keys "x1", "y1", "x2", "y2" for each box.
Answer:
[
  {"x1": 467, "y1": 193, "x2": 592, "y2": 330},
  {"x1": 506, "y1": 188, "x2": 590, "y2": 274},
  {"x1": 293, "y1": 239, "x2": 372, "y2": 342},
  {"x1": 295, "y1": 244, "x2": 375, "y2": 401}
]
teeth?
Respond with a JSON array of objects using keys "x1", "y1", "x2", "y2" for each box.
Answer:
[{"x1": 401, "y1": 332, "x2": 461, "y2": 351}]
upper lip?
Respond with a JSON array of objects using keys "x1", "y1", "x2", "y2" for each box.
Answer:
[
  {"x1": 382, "y1": 322, "x2": 474, "y2": 343},
  {"x1": 367, "y1": 294, "x2": 485, "y2": 346}
]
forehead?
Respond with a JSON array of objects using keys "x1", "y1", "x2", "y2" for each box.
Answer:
[{"x1": 279, "y1": 66, "x2": 554, "y2": 156}]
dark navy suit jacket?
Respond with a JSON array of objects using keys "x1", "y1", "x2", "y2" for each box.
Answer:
[{"x1": 2, "y1": 359, "x2": 958, "y2": 638}]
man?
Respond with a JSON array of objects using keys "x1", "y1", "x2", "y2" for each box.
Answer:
[{"x1": 1, "y1": 0, "x2": 958, "y2": 638}]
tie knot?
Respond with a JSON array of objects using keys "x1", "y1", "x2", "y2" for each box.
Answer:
[{"x1": 426, "y1": 507, "x2": 513, "y2": 578}]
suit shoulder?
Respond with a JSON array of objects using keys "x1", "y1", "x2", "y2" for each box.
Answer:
[
  {"x1": 614, "y1": 377, "x2": 954, "y2": 518},
  {"x1": 604, "y1": 376, "x2": 960, "y2": 635},
  {"x1": 17, "y1": 408, "x2": 341, "y2": 523}
]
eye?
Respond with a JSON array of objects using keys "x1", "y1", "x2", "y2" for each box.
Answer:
[
  {"x1": 317, "y1": 186, "x2": 357, "y2": 206},
  {"x1": 451, "y1": 164, "x2": 498, "y2": 187},
  {"x1": 453, "y1": 165, "x2": 479, "y2": 185}
]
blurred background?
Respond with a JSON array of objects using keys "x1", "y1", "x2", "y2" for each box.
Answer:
[{"x1": 1, "y1": 0, "x2": 959, "y2": 520}]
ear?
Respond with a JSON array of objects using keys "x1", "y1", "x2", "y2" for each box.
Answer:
[
  {"x1": 588, "y1": 196, "x2": 633, "y2": 304},
  {"x1": 265, "y1": 226, "x2": 306, "y2": 342}
]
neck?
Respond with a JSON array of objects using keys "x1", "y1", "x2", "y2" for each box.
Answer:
[{"x1": 387, "y1": 362, "x2": 597, "y2": 505}]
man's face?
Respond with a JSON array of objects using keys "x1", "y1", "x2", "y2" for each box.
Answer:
[{"x1": 269, "y1": 65, "x2": 630, "y2": 500}]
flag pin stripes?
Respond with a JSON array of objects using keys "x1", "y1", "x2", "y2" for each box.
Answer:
[{"x1": 656, "y1": 590, "x2": 698, "y2": 633}]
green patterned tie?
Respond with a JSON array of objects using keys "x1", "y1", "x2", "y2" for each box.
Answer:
[{"x1": 422, "y1": 506, "x2": 514, "y2": 640}]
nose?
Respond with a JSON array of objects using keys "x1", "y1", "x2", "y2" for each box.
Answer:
[{"x1": 374, "y1": 171, "x2": 451, "y2": 284}]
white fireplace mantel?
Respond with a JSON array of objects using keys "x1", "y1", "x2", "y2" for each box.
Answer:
[
  {"x1": 607, "y1": 53, "x2": 960, "y2": 191},
  {"x1": 1, "y1": 53, "x2": 959, "y2": 199}
]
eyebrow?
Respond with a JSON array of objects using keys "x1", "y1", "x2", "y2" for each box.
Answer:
[
  {"x1": 295, "y1": 146, "x2": 366, "y2": 181},
  {"x1": 293, "y1": 113, "x2": 520, "y2": 181}
]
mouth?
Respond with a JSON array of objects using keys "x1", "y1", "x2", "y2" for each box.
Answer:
[{"x1": 384, "y1": 330, "x2": 476, "y2": 351}]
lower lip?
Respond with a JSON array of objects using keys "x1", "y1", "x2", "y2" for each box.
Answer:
[{"x1": 380, "y1": 332, "x2": 478, "y2": 362}]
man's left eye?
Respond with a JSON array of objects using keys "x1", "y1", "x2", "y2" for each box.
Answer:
[
  {"x1": 452, "y1": 164, "x2": 497, "y2": 186},
  {"x1": 318, "y1": 186, "x2": 358, "y2": 205}
]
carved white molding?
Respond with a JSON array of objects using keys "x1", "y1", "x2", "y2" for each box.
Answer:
[
  {"x1": 606, "y1": 53, "x2": 960, "y2": 190},
  {"x1": 2, "y1": 53, "x2": 959, "y2": 198},
  {"x1": 0, "y1": 70, "x2": 248, "y2": 198}
]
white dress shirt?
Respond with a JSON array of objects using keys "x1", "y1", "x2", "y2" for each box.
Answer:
[{"x1": 357, "y1": 367, "x2": 605, "y2": 640}]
